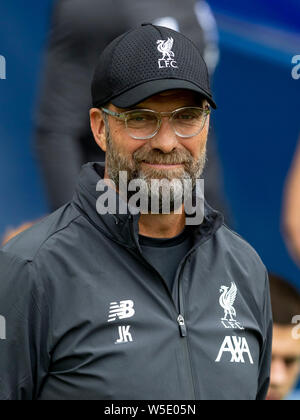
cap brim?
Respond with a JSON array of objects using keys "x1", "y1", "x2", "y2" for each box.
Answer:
[{"x1": 111, "y1": 79, "x2": 217, "y2": 109}]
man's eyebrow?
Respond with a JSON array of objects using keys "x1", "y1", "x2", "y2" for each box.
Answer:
[{"x1": 122, "y1": 105, "x2": 149, "y2": 111}]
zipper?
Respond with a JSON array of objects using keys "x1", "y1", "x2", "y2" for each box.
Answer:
[
  {"x1": 177, "y1": 314, "x2": 187, "y2": 337},
  {"x1": 130, "y1": 238, "x2": 180, "y2": 318},
  {"x1": 130, "y1": 238, "x2": 196, "y2": 400},
  {"x1": 129, "y1": 215, "x2": 214, "y2": 400},
  {"x1": 176, "y1": 236, "x2": 213, "y2": 321},
  {"x1": 129, "y1": 216, "x2": 197, "y2": 398},
  {"x1": 128, "y1": 214, "x2": 190, "y2": 339},
  {"x1": 174, "y1": 238, "x2": 216, "y2": 400},
  {"x1": 172, "y1": 255, "x2": 198, "y2": 400}
]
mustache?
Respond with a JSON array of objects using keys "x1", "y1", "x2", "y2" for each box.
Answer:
[{"x1": 133, "y1": 149, "x2": 192, "y2": 165}]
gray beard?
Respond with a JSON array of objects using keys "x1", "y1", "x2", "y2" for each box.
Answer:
[{"x1": 104, "y1": 121, "x2": 207, "y2": 213}]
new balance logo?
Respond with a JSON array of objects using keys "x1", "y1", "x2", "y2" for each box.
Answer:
[
  {"x1": 0, "y1": 315, "x2": 6, "y2": 340},
  {"x1": 108, "y1": 300, "x2": 135, "y2": 322},
  {"x1": 215, "y1": 336, "x2": 254, "y2": 364},
  {"x1": 115, "y1": 326, "x2": 133, "y2": 344}
]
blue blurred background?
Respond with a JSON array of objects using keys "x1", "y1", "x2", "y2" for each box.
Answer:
[{"x1": 0, "y1": 0, "x2": 299, "y2": 289}]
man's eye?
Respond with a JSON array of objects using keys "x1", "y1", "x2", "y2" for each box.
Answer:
[
  {"x1": 180, "y1": 114, "x2": 194, "y2": 120},
  {"x1": 129, "y1": 114, "x2": 152, "y2": 122},
  {"x1": 175, "y1": 110, "x2": 202, "y2": 120}
]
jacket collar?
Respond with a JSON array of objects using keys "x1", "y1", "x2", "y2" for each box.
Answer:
[{"x1": 72, "y1": 162, "x2": 224, "y2": 250}]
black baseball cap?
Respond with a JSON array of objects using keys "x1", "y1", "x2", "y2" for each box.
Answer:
[{"x1": 91, "y1": 23, "x2": 217, "y2": 109}]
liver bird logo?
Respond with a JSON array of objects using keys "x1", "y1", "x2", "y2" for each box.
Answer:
[
  {"x1": 219, "y1": 282, "x2": 238, "y2": 321},
  {"x1": 157, "y1": 37, "x2": 175, "y2": 61}
]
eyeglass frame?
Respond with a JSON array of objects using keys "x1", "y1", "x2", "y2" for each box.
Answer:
[{"x1": 100, "y1": 106, "x2": 211, "y2": 140}]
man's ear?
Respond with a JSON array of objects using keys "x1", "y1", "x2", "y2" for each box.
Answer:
[{"x1": 89, "y1": 108, "x2": 107, "y2": 152}]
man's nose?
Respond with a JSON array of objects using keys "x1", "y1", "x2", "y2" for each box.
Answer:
[
  {"x1": 270, "y1": 358, "x2": 287, "y2": 386},
  {"x1": 149, "y1": 117, "x2": 178, "y2": 153}
]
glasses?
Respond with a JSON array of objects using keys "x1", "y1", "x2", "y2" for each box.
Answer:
[{"x1": 101, "y1": 106, "x2": 211, "y2": 140}]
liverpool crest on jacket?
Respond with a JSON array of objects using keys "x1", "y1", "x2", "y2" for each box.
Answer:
[{"x1": 219, "y1": 282, "x2": 244, "y2": 330}]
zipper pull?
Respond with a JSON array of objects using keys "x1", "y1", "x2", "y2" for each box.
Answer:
[{"x1": 177, "y1": 314, "x2": 187, "y2": 337}]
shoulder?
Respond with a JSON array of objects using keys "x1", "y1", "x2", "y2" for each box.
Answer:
[
  {"x1": 213, "y1": 224, "x2": 271, "y2": 332},
  {"x1": 216, "y1": 224, "x2": 266, "y2": 272},
  {"x1": 1, "y1": 204, "x2": 80, "y2": 263},
  {"x1": 0, "y1": 204, "x2": 81, "y2": 311},
  {"x1": 213, "y1": 224, "x2": 269, "y2": 307}
]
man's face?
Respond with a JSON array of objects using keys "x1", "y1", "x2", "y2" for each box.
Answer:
[
  {"x1": 96, "y1": 90, "x2": 209, "y2": 211},
  {"x1": 267, "y1": 324, "x2": 300, "y2": 400}
]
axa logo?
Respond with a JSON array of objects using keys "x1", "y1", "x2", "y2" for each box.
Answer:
[
  {"x1": 219, "y1": 282, "x2": 244, "y2": 330},
  {"x1": 0, "y1": 315, "x2": 6, "y2": 340},
  {"x1": 215, "y1": 336, "x2": 254, "y2": 365},
  {"x1": 157, "y1": 37, "x2": 178, "y2": 69},
  {"x1": 107, "y1": 300, "x2": 135, "y2": 322}
]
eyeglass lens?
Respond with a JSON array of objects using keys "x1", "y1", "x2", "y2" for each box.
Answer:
[{"x1": 125, "y1": 108, "x2": 207, "y2": 139}]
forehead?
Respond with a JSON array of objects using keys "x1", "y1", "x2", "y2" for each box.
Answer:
[
  {"x1": 115, "y1": 89, "x2": 204, "y2": 112},
  {"x1": 273, "y1": 325, "x2": 300, "y2": 357}
]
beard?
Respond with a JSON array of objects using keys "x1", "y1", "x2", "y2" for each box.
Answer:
[{"x1": 104, "y1": 126, "x2": 207, "y2": 213}]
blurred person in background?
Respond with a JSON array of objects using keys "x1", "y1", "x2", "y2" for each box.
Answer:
[
  {"x1": 267, "y1": 273, "x2": 300, "y2": 400},
  {"x1": 35, "y1": 0, "x2": 230, "y2": 221},
  {"x1": 2, "y1": 222, "x2": 34, "y2": 246},
  {"x1": 283, "y1": 135, "x2": 300, "y2": 266}
]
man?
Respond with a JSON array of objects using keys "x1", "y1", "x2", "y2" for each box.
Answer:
[
  {"x1": 267, "y1": 274, "x2": 300, "y2": 400},
  {"x1": 0, "y1": 24, "x2": 272, "y2": 400},
  {"x1": 35, "y1": 0, "x2": 229, "y2": 221}
]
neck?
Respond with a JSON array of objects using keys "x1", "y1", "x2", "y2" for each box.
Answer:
[{"x1": 138, "y1": 210, "x2": 186, "y2": 238}]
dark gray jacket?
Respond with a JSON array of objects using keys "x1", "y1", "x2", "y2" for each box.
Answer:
[{"x1": 0, "y1": 163, "x2": 272, "y2": 400}]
